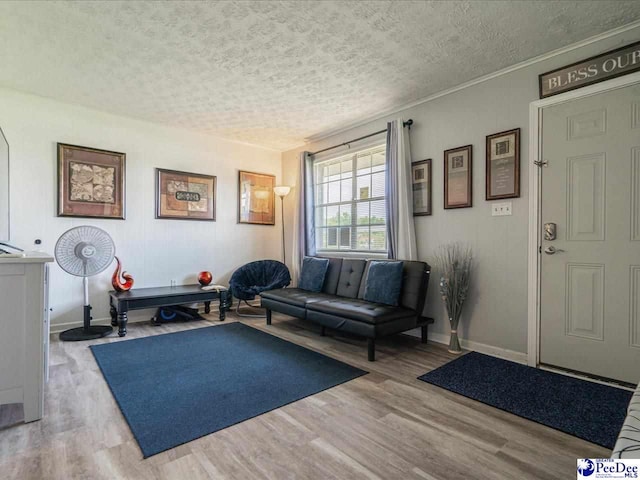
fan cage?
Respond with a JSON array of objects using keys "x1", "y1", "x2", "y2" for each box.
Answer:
[{"x1": 55, "y1": 226, "x2": 116, "y2": 277}]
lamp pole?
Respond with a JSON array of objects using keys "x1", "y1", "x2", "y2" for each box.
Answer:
[{"x1": 273, "y1": 186, "x2": 291, "y2": 264}]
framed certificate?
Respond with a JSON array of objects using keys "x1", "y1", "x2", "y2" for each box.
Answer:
[
  {"x1": 444, "y1": 145, "x2": 472, "y2": 209},
  {"x1": 486, "y1": 128, "x2": 520, "y2": 200},
  {"x1": 412, "y1": 159, "x2": 432, "y2": 216}
]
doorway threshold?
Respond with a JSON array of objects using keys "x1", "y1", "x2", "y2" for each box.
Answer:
[{"x1": 539, "y1": 363, "x2": 636, "y2": 391}]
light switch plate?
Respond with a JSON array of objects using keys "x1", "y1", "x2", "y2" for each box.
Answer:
[{"x1": 491, "y1": 202, "x2": 512, "y2": 216}]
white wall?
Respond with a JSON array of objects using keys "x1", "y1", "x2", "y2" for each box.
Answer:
[
  {"x1": 282, "y1": 26, "x2": 640, "y2": 356},
  {"x1": 1, "y1": 88, "x2": 283, "y2": 329}
]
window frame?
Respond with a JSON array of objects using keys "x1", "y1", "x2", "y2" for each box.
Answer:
[{"x1": 312, "y1": 143, "x2": 388, "y2": 255}]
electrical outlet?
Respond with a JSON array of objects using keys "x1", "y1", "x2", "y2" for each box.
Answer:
[{"x1": 491, "y1": 202, "x2": 512, "y2": 216}]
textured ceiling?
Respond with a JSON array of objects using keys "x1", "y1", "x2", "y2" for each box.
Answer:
[{"x1": 0, "y1": 1, "x2": 639, "y2": 151}]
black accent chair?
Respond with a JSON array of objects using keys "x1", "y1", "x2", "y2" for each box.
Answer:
[
  {"x1": 260, "y1": 258, "x2": 433, "y2": 361},
  {"x1": 229, "y1": 260, "x2": 291, "y2": 317}
]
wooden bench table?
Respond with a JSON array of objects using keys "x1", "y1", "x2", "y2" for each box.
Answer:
[{"x1": 109, "y1": 285, "x2": 232, "y2": 337}]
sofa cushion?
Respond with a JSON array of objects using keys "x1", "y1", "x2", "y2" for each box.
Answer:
[
  {"x1": 298, "y1": 257, "x2": 330, "y2": 292},
  {"x1": 260, "y1": 288, "x2": 335, "y2": 308},
  {"x1": 306, "y1": 297, "x2": 416, "y2": 325},
  {"x1": 321, "y1": 257, "x2": 343, "y2": 295},
  {"x1": 363, "y1": 260, "x2": 404, "y2": 306},
  {"x1": 336, "y1": 259, "x2": 366, "y2": 298},
  {"x1": 359, "y1": 259, "x2": 428, "y2": 311}
]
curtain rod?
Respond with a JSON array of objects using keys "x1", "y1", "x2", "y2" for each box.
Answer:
[{"x1": 309, "y1": 119, "x2": 413, "y2": 156}]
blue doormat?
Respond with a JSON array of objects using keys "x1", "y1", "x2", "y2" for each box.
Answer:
[
  {"x1": 417, "y1": 352, "x2": 632, "y2": 449},
  {"x1": 90, "y1": 323, "x2": 366, "y2": 457}
]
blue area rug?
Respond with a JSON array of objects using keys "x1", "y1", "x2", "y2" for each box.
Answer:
[
  {"x1": 90, "y1": 323, "x2": 366, "y2": 457},
  {"x1": 417, "y1": 352, "x2": 632, "y2": 449}
]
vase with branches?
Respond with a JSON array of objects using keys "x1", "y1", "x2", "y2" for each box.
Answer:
[{"x1": 434, "y1": 243, "x2": 473, "y2": 354}]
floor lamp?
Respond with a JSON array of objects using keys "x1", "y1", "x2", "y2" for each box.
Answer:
[{"x1": 273, "y1": 186, "x2": 291, "y2": 264}]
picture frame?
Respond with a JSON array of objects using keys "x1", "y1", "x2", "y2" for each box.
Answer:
[
  {"x1": 486, "y1": 128, "x2": 520, "y2": 200},
  {"x1": 411, "y1": 159, "x2": 432, "y2": 216},
  {"x1": 444, "y1": 145, "x2": 472, "y2": 209},
  {"x1": 57, "y1": 143, "x2": 126, "y2": 219},
  {"x1": 238, "y1": 170, "x2": 275, "y2": 225},
  {"x1": 155, "y1": 168, "x2": 216, "y2": 221}
]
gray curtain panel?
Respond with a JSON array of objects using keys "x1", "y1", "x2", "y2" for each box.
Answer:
[
  {"x1": 298, "y1": 151, "x2": 316, "y2": 269},
  {"x1": 385, "y1": 119, "x2": 418, "y2": 260},
  {"x1": 386, "y1": 120, "x2": 399, "y2": 259}
]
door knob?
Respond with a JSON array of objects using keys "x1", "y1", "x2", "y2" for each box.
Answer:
[{"x1": 544, "y1": 246, "x2": 565, "y2": 255}]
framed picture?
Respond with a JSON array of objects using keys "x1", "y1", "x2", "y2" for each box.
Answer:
[
  {"x1": 155, "y1": 168, "x2": 216, "y2": 221},
  {"x1": 57, "y1": 143, "x2": 126, "y2": 219},
  {"x1": 486, "y1": 128, "x2": 520, "y2": 200},
  {"x1": 238, "y1": 170, "x2": 275, "y2": 225},
  {"x1": 412, "y1": 159, "x2": 432, "y2": 216},
  {"x1": 444, "y1": 145, "x2": 472, "y2": 209}
]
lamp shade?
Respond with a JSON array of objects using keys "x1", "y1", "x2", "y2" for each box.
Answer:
[{"x1": 273, "y1": 185, "x2": 291, "y2": 197}]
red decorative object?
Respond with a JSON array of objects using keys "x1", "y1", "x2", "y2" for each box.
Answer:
[
  {"x1": 198, "y1": 271, "x2": 212, "y2": 286},
  {"x1": 112, "y1": 256, "x2": 134, "y2": 292}
]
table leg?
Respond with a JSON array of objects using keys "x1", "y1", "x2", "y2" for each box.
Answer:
[
  {"x1": 218, "y1": 293, "x2": 227, "y2": 322},
  {"x1": 118, "y1": 311, "x2": 128, "y2": 337},
  {"x1": 110, "y1": 306, "x2": 118, "y2": 327},
  {"x1": 204, "y1": 301, "x2": 211, "y2": 314}
]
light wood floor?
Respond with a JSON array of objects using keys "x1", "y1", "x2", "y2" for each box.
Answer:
[{"x1": 0, "y1": 312, "x2": 607, "y2": 479}]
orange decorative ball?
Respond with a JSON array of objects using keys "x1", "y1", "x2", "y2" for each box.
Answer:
[{"x1": 198, "y1": 271, "x2": 212, "y2": 286}]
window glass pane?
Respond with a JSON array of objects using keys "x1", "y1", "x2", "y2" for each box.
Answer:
[
  {"x1": 327, "y1": 181, "x2": 340, "y2": 204},
  {"x1": 327, "y1": 227, "x2": 338, "y2": 248},
  {"x1": 314, "y1": 206, "x2": 325, "y2": 227},
  {"x1": 326, "y1": 205, "x2": 339, "y2": 226},
  {"x1": 371, "y1": 171, "x2": 385, "y2": 198},
  {"x1": 339, "y1": 204, "x2": 351, "y2": 226},
  {"x1": 370, "y1": 200, "x2": 385, "y2": 225},
  {"x1": 356, "y1": 202, "x2": 370, "y2": 225},
  {"x1": 356, "y1": 154, "x2": 371, "y2": 175},
  {"x1": 357, "y1": 174, "x2": 370, "y2": 200},
  {"x1": 340, "y1": 178, "x2": 352, "y2": 202},
  {"x1": 339, "y1": 227, "x2": 351, "y2": 249},
  {"x1": 327, "y1": 162, "x2": 341, "y2": 181},
  {"x1": 372, "y1": 150, "x2": 385, "y2": 172},
  {"x1": 315, "y1": 182, "x2": 327, "y2": 205},
  {"x1": 316, "y1": 228, "x2": 327, "y2": 249},
  {"x1": 356, "y1": 226, "x2": 370, "y2": 250},
  {"x1": 371, "y1": 225, "x2": 386, "y2": 251},
  {"x1": 341, "y1": 158, "x2": 353, "y2": 179}
]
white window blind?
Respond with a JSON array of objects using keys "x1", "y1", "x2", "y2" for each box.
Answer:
[{"x1": 313, "y1": 144, "x2": 386, "y2": 253}]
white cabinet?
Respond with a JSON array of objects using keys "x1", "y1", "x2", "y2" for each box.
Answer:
[{"x1": 0, "y1": 253, "x2": 53, "y2": 422}]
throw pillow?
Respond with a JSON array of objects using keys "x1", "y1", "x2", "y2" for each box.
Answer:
[
  {"x1": 363, "y1": 260, "x2": 404, "y2": 306},
  {"x1": 298, "y1": 256, "x2": 330, "y2": 292}
]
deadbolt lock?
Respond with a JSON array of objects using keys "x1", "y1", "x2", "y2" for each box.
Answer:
[{"x1": 544, "y1": 223, "x2": 557, "y2": 241}]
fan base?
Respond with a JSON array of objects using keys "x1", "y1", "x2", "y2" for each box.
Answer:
[{"x1": 59, "y1": 325, "x2": 113, "y2": 342}]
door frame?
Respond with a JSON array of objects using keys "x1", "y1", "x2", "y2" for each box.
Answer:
[{"x1": 527, "y1": 71, "x2": 640, "y2": 367}]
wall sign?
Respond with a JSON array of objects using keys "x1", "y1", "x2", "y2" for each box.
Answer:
[{"x1": 539, "y1": 40, "x2": 640, "y2": 98}]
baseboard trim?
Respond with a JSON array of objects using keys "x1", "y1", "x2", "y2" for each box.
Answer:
[
  {"x1": 404, "y1": 329, "x2": 528, "y2": 365},
  {"x1": 50, "y1": 306, "x2": 215, "y2": 334}
]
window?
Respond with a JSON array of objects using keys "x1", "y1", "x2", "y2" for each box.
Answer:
[{"x1": 313, "y1": 144, "x2": 387, "y2": 253}]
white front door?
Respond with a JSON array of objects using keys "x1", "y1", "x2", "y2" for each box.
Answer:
[{"x1": 539, "y1": 83, "x2": 640, "y2": 385}]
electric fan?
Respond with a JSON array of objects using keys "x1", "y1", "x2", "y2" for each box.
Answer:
[{"x1": 55, "y1": 226, "x2": 116, "y2": 341}]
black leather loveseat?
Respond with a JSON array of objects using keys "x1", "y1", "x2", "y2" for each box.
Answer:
[{"x1": 260, "y1": 258, "x2": 433, "y2": 361}]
